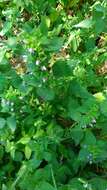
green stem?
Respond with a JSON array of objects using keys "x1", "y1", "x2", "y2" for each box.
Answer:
[{"x1": 50, "y1": 165, "x2": 58, "y2": 190}]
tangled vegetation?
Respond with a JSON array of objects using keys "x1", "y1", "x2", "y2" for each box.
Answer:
[{"x1": 0, "y1": 0, "x2": 107, "y2": 189}]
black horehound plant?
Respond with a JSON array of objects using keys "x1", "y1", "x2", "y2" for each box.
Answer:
[{"x1": 0, "y1": 0, "x2": 107, "y2": 190}]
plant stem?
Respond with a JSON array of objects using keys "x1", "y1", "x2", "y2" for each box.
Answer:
[{"x1": 50, "y1": 165, "x2": 58, "y2": 190}]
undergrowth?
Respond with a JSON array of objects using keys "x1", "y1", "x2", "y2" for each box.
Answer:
[{"x1": 0, "y1": 0, "x2": 107, "y2": 189}]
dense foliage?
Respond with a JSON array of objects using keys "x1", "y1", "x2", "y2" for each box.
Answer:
[{"x1": 0, "y1": 0, "x2": 107, "y2": 189}]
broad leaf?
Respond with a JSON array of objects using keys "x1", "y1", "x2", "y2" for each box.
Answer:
[
  {"x1": 7, "y1": 116, "x2": 16, "y2": 132},
  {"x1": 53, "y1": 60, "x2": 71, "y2": 78},
  {"x1": 0, "y1": 118, "x2": 6, "y2": 129},
  {"x1": 74, "y1": 18, "x2": 93, "y2": 28},
  {"x1": 37, "y1": 86, "x2": 55, "y2": 101}
]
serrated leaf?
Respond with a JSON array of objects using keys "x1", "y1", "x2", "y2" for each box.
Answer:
[
  {"x1": 69, "y1": 80, "x2": 90, "y2": 98},
  {"x1": 69, "y1": 178, "x2": 86, "y2": 190},
  {"x1": 67, "y1": 98, "x2": 81, "y2": 121},
  {"x1": 82, "y1": 130, "x2": 96, "y2": 146},
  {"x1": 35, "y1": 181, "x2": 55, "y2": 190},
  {"x1": 94, "y1": 19, "x2": 105, "y2": 34},
  {"x1": 71, "y1": 127, "x2": 84, "y2": 145},
  {"x1": 41, "y1": 37, "x2": 64, "y2": 52},
  {"x1": 9, "y1": 70, "x2": 22, "y2": 89},
  {"x1": 85, "y1": 37, "x2": 95, "y2": 51},
  {"x1": 78, "y1": 148, "x2": 89, "y2": 162},
  {"x1": 90, "y1": 177, "x2": 107, "y2": 190},
  {"x1": 0, "y1": 118, "x2": 6, "y2": 129},
  {"x1": 7, "y1": 116, "x2": 16, "y2": 132},
  {"x1": 37, "y1": 87, "x2": 55, "y2": 101},
  {"x1": 53, "y1": 60, "x2": 71, "y2": 78}
]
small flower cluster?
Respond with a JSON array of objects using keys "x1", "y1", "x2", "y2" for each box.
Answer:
[
  {"x1": 82, "y1": 118, "x2": 96, "y2": 129},
  {"x1": 83, "y1": 145, "x2": 94, "y2": 164},
  {"x1": 35, "y1": 60, "x2": 47, "y2": 72},
  {"x1": 41, "y1": 66, "x2": 47, "y2": 71},
  {"x1": 1, "y1": 99, "x2": 10, "y2": 106},
  {"x1": 1, "y1": 98, "x2": 14, "y2": 112},
  {"x1": 87, "y1": 153, "x2": 93, "y2": 164}
]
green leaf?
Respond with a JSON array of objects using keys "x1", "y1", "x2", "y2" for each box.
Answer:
[
  {"x1": 41, "y1": 37, "x2": 64, "y2": 52},
  {"x1": 19, "y1": 136, "x2": 30, "y2": 144},
  {"x1": 0, "y1": 48, "x2": 6, "y2": 63},
  {"x1": 68, "y1": 80, "x2": 90, "y2": 98},
  {"x1": 14, "y1": 151, "x2": 23, "y2": 162},
  {"x1": 78, "y1": 148, "x2": 89, "y2": 162},
  {"x1": 25, "y1": 146, "x2": 32, "y2": 160},
  {"x1": 37, "y1": 87, "x2": 55, "y2": 101},
  {"x1": 74, "y1": 18, "x2": 93, "y2": 28},
  {"x1": 53, "y1": 60, "x2": 71, "y2": 78},
  {"x1": 7, "y1": 37, "x2": 17, "y2": 48},
  {"x1": 100, "y1": 100, "x2": 107, "y2": 116},
  {"x1": 90, "y1": 177, "x2": 107, "y2": 190},
  {"x1": 40, "y1": 16, "x2": 50, "y2": 35},
  {"x1": 0, "y1": 145, "x2": 4, "y2": 159},
  {"x1": 35, "y1": 181, "x2": 55, "y2": 190},
  {"x1": 9, "y1": 70, "x2": 22, "y2": 89},
  {"x1": 0, "y1": 74, "x2": 7, "y2": 92},
  {"x1": 82, "y1": 130, "x2": 96, "y2": 146},
  {"x1": 7, "y1": 116, "x2": 16, "y2": 132},
  {"x1": 72, "y1": 37, "x2": 78, "y2": 52},
  {"x1": 43, "y1": 152, "x2": 52, "y2": 161},
  {"x1": 0, "y1": 118, "x2": 6, "y2": 129},
  {"x1": 0, "y1": 21, "x2": 12, "y2": 36},
  {"x1": 2, "y1": 184, "x2": 7, "y2": 190},
  {"x1": 85, "y1": 37, "x2": 95, "y2": 51},
  {"x1": 92, "y1": 1, "x2": 105, "y2": 18},
  {"x1": 67, "y1": 97, "x2": 81, "y2": 121},
  {"x1": 71, "y1": 127, "x2": 84, "y2": 145},
  {"x1": 69, "y1": 178, "x2": 86, "y2": 190}
]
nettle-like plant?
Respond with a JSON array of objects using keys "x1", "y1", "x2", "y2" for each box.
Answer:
[{"x1": 0, "y1": 0, "x2": 107, "y2": 189}]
